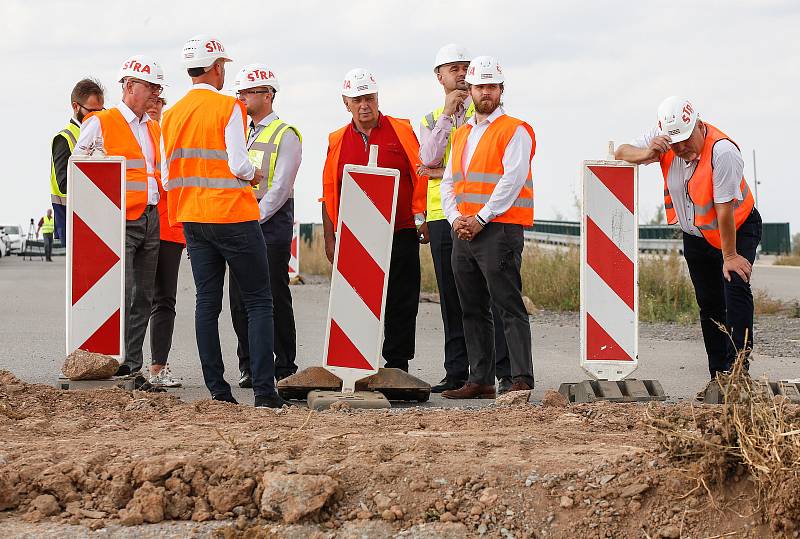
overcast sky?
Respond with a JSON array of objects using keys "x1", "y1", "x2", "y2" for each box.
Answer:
[{"x1": 2, "y1": 0, "x2": 798, "y2": 236}]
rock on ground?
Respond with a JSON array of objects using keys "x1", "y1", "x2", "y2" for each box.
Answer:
[
  {"x1": 259, "y1": 472, "x2": 339, "y2": 524},
  {"x1": 61, "y1": 349, "x2": 119, "y2": 380}
]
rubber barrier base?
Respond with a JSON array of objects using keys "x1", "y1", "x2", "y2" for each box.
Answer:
[
  {"x1": 702, "y1": 379, "x2": 800, "y2": 404},
  {"x1": 307, "y1": 390, "x2": 391, "y2": 411},
  {"x1": 278, "y1": 367, "x2": 431, "y2": 402},
  {"x1": 558, "y1": 379, "x2": 667, "y2": 403}
]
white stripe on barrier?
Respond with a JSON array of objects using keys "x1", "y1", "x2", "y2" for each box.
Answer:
[
  {"x1": 69, "y1": 264, "x2": 122, "y2": 348},
  {"x1": 344, "y1": 179, "x2": 394, "y2": 264},
  {"x1": 71, "y1": 166, "x2": 124, "y2": 257},
  {"x1": 584, "y1": 265, "x2": 636, "y2": 359},
  {"x1": 585, "y1": 170, "x2": 636, "y2": 260},
  {"x1": 328, "y1": 273, "x2": 383, "y2": 365}
]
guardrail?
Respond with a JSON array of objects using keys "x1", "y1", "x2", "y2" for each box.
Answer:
[{"x1": 525, "y1": 220, "x2": 683, "y2": 253}]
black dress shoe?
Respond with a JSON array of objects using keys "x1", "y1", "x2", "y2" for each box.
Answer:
[
  {"x1": 212, "y1": 394, "x2": 239, "y2": 404},
  {"x1": 497, "y1": 377, "x2": 513, "y2": 395},
  {"x1": 255, "y1": 393, "x2": 291, "y2": 408},
  {"x1": 238, "y1": 371, "x2": 252, "y2": 388},
  {"x1": 115, "y1": 364, "x2": 131, "y2": 377},
  {"x1": 431, "y1": 377, "x2": 466, "y2": 393}
]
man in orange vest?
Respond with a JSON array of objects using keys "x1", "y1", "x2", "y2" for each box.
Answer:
[
  {"x1": 439, "y1": 56, "x2": 536, "y2": 399},
  {"x1": 321, "y1": 68, "x2": 428, "y2": 373},
  {"x1": 161, "y1": 35, "x2": 287, "y2": 408},
  {"x1": 145, "y1": 96, "x2": 183, "y2": 388},
  {"x1": 74, "y1": 55, "x2": 166, "y2": 377},
  {"x1": 616, "y1": 97, "x2": 761, "y2": 380}
]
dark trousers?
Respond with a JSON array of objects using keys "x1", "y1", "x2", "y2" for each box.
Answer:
[
  {"x1": 123, "y1": 205, "x2": 160, "y2": 372},
  {"x1": 52, "y1": 203, "x2": 66, "y2": 243},
  {"x1": 428, "y1": 219, "x2": 510, "y2": 382},
  {"x1": 683, "y1": 208, "x2": 762, "y2": 378},
  {"x1": 452, "y1": 223, "x2": 534, "y2": 386},
  {"x1": 149, "y1": 240, "x2": 184, "y2": 366},
  {"x1": 183, "y1": 221, "x2": 275, "y2": 398},
  {"x1": 43, "y1": 233, "x2": 53, "y2": 261},
  {"x1": 230, "y1": 229, "x2": 297, "y2": 378},
  {"x1": 382, "y1": 229, "x2": 421, "y2": 370}
]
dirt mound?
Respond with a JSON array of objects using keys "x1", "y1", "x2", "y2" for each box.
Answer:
[{"x1": 0, "y1": 370, "x2": 782, "y2": 537}]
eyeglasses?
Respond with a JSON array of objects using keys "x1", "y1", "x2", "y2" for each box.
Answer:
[
  {"x1": 130, "y1": 79, "x2": 164, "y2": 96},
  {"x1": 236, "y1": 89, "x2": 273, "y2": 98},
  {"x1": 76, "y1": 103, "x2": 105, "y2": 113}
]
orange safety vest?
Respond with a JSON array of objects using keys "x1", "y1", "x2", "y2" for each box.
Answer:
[
  {"x1": 659, "y1": 122, "x2": 754, "y2": 249},
  {"x1": 161, "y1": 88, "x2": 259, "y2": 224},
  {"x1": 156, "y1": 177, "x2": 185, "y2": 245},
  {"x1": 450, "y1": 114, "x2": 535, "y2": 226},
  {"x1": 321, "y1": 116, "x2": 427, "y2": 229},
  {"x1": 86, "y1": 108, "x2": 161, "y2": 221}
]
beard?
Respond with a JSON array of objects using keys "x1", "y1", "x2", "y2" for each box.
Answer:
[
  {"x1": 76, "y1": 110, "x2": 86, "y2": 123},
  {"x1": 474, "y1": 96, "x2": 501, "y2": 115}
]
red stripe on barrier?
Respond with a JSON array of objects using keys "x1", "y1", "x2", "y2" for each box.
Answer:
[
  {"x1": 72, "y1": 213, "x2": 120, "y2": 304},
  {"x1": 349, "y1": 172, "x2": 394, "y2": 223},
  {"x1": 326, "y1": 318, "x2": 373, "y2": 370},
  {"x1": 586, "y1": 313, "x2": 633, "y2": 361},
  {"x1": 75, "y1": 162, "x2": 122, "y2": 210},
  {"x1": 79, "y1": 309, "x2": 121, "y2": 355},
  {"x1": 336, "y1": 223, "x2": 385, "y2": 318},
  {"x1": 586, "y1": 218, "x2": 634, "y2": 309},
  {"x1": 588, "y1": 165, "x2": 634, "y2": 213}
]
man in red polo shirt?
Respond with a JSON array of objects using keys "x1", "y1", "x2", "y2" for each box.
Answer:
[{"x1": 321, "y1": 67, "x2": 428, "y2": 372}]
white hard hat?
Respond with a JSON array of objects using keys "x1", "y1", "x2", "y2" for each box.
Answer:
[
  {"x1": 181, "y1": 34, "x2": 232, "y2": 69},
  {"x1": 341, "y1": 68, "x2": 378, "y2": 98},
  {"x1": 657, "y1": 96, "x2": 699, "y2": 143},
  {"x1": 465, "y1": 55, "x2": 504, "y2": 85},
  {"x1": 118, "y1": 55, "x2": 167, "y2": 86},
  {"x1": 234, "y1": 64, "x2": 280, "y2": 92},
  {"x1": 434, "y1": 43, "x2": 471, "y2": 73}
]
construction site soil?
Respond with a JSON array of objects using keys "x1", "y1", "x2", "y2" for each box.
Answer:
[{"x1": 1, "y1": 370, "x2": 798, "y2": 538}]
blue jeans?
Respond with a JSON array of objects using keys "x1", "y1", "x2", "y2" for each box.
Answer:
[
  {"x1": 52, "y1": 202, "x2": 66, "y2": 243},
  {"x1": 183, "y1": 221, "x2": 275, "y2": 398}
]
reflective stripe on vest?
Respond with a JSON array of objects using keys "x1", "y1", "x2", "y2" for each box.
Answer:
[
  {"x1": 161, "y1": 88, "x2": 259, "y2": 224},
  {"x1": 248, "y1": 119, "x2": 302, "y2": 200},
  {"x1": 449, "y1": 114, "x2": 535, "y2": 227},
  {"x1": 50, "y1": 121, "x2": 80, "y2": 204},
  {"x1": 659, "y1": 122, "x2": 755, "y2": 249},
  {"x1": 41, "y1": 216, "x2": 55, "y2": 234},
  {"x1": 88, "y1": 108, "x2": 161, "y2": 221},
  {"x1": 421, "y1": 103, "x2": 475, "y2": 222}
]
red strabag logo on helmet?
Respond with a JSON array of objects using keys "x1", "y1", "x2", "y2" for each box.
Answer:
[{"x1": 205, "y1": 40, "x2": 224, "y2": 53}]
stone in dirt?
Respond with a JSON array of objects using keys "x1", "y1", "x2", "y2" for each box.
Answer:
[
  {"x1": 541, "y1": 390, "x2": 569, "y2": 408},
  {"x1": 559, "y1": 495, "x2": 574, "y2": 508},
  {"x1": 496, "y1": 390, "x2": 531, "y2": 406},
  {"x1": 620, "y1": 482, "x2": 650, "y2": 498},
  {"x1": 30, "y1": 494, "x2": 60, "y2": 516},
  {"x1": 478, "y1": 487, "x2": 498, "y2": 506},
  {"x1": 207, "y1": 477, "x2": 255, "y2": 513},
  {"x1": 259, "y1": 472, "x2": 339, "y2": 524},
  {"x1": 62, "y1": 350, "x2": 119, "y2": 381},
  {"x1": 122, "y1": 481, "x2": 166, "y2": 524}
]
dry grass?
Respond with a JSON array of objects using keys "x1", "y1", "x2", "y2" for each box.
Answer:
[
  {"x1": 775, "y1": 255, "x2": 800, "y2": 267},
  {"x1": 648, "y1": 328, "x2": 800, "y2": 533},
  {"x1": 300, "y1": 232, "x2": 786, "y2": 322}
]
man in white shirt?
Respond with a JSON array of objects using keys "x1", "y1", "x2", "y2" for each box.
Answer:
[
  {"x1": 229, "y1": 64, "x2": 302, "y2": 388},
  {"x1": 439, "y1": 56, "x2": 536, "y2": 399},
  {"x1": 615, "y1": 97, "x2": 761, "y2": 381},
  {"x1": 74, "y1": 55, "x2": 167, "y2": 376}
]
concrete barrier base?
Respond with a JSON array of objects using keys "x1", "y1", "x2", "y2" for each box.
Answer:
[
  {"x1": 558, "y1": 379, "x2": 667, "y2": 403},
  {"x1": 307, "y1": 390, "x2": 391, "y2": 411}
]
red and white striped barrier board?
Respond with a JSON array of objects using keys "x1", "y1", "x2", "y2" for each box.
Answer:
[
  {"x1": 66, "y1": 156, "x2": 126, "y2": 359},
  {"x1": 323, "y1": 146, "x2": 399, "y2": 392},
  {"x1": 288, "y1": 221, "x2": 300, "y2": 279},
  {"x1": 580, "y1": 161, "x2": 638, "y2": 381}
]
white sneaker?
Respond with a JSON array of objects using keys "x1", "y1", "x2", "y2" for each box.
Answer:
[{"x1": 149, "y1": 365, "x2": 182, "y2": 388}]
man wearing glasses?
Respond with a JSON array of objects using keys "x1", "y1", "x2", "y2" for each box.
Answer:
[
  {"x1": 74, "y1": 55, "x2": 167, "y2": 378},
  {"x1": 230, "y1": 64, "x2": 302, "y2": 388},
  {"x1": 49, "y1": 78, "x2": 104, "y2": 244}
]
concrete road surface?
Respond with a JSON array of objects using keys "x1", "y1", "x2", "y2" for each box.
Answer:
[{"x1": 0, "y1": 256, "x2": 797, "y2": 406}]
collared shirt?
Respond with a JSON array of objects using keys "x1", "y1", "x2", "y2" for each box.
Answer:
[
  {"x1": 191, "y1": 83, "x2": 255, "y2": 182},
  {"x1": 440, "y1": 106, "x2": 534, "y2": 225},
  {"x1": 248, "y1": 111, "x2": 302, "y2": 223},
  {"x1": 337, "y1": 113, "x2": 415, "y2": 230},
  {"x1": 418, "y1": 97, "x2": 473, "y2": 167},
  {"x1": 632, "y1": 126, "x2": 743, "y2": 237},
  {"x1": 75, "y1": 102, "x2": 161, "y2": 205}
]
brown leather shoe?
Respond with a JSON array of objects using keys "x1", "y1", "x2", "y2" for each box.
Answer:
[
  {"x1": 442, "y1": 382, "x2": 496, "y2": 399},
  {"x1": 508, "y1": 382, "x2": 533, "y2": 392}
]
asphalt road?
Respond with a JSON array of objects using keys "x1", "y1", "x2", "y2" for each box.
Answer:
[{"x1": 0, "y1": 255, "x2": 797, "y2": 406}]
